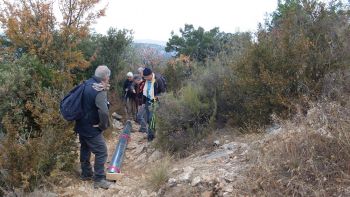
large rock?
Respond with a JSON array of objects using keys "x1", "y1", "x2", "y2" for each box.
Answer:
[
  {"x1": 133, "y1": 153, "x2": 147, "y2": 163},
  {"x1": 132, "y1": 144, "x2": 146, "y2": 155},
  {"x1": 179, "y1": 166, "x2": 195, "y2": 182},
  {"x1": 223, "y1": 185, "x2": 233, "y2": 193},
  {"x1": 191, "y1": 176, "x2": 201, "y2": 186},
  {"x1": 112, "y1": 119, "x2": 123, "y2": 130},
  {"x1": 203, "y1": 149, "x2": 234, "y2": 161},
  {"x1": 140, "y1": 189, "x2": 148, "y2": 197},
  {"x1": 213, "y1": 140, "x2": 220, "y2": 146},
  {"x1": 221, "y1": 142, "x2": 237, "y2": 151},
  {"x1": 201, "y1": 191, "x2": 213, "y2": 197},
  {"x1": 167, "y1": 178, "x2": 177, "y2": 187},
  {"x1": 265, "y1": 123, "x2": 281, "y2": 133},
  {"x1": 148, "y1": 150, "x2": 162, "y2": 162},
  {"x1": 171, "y1": 168, "x2": 180, "y2": 173}
]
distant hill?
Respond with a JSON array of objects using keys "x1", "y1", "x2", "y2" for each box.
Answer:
[
  {"x1": 134, "y1": 39, "x2": 167, "y2": 46},
  {"x1": 132, "y1": 42, "x2": 175, "y2": 60}
]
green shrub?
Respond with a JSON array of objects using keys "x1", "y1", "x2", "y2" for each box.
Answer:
[
  {"x1": 222, "y1": 0, "x2": 350, "y2": 126},
  {"x1": 156, "y1": 83, "x2": 212, "y2": 153},
  {"x1": 0, "y1": 56, "x2": 77, "y2": 192},
  {"x1": 163, "y1": 56, "x2": 194, "y2": 93}
]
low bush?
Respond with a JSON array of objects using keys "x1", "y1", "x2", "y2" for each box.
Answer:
[
  {"x1": 225, "y1": 0, "x2": 350, "y2": 126},
  {"x1": 163, "y1": 55, "x2": 194, "y2": 93},
  {"x1": 147, "y1": 156, "x2": 171, "y2": 190},
  {"x1": 241, "y1": 70, "x2": 350, "y2": 196},
  {"x1": 155, "y1": 83, "x2": 212, "y2": 154},
  {"x1": 0, "y1": 56, "x2": 77, "y2": 193}
]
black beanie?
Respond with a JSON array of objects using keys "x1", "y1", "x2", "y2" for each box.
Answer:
[{"x1": 143, "y1": 67, "x2": 152, "y2": 76}]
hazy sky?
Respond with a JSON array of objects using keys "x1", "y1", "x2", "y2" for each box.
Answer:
[{"x1": 92, "y1": 0, "x2": 278, "y2": 42}]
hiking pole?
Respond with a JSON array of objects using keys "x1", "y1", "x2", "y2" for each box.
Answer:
[{"x1": 149, "y1": 101, "x2": 158, "y2": 132}]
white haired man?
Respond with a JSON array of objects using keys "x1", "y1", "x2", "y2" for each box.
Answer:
[
  {"x1": 74, "y1": 65, "x2": 112, "y2": 189},
  {"x1": 123, "y1": 72, "x2": 136, "y2": 119}
]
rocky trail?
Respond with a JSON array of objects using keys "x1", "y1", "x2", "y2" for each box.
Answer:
[{"x1": 48, "y1": 121, "x2": 254, "y2": 197}]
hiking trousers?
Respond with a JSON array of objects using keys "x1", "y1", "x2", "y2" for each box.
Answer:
[
  {"x1": 79, "y1": 133, "x2": 108, "y2": 181},
  {"x1": 137, "y1": 102, "x2": 155, "y2": 140},
  {"x1": 124, "y1": 97, "x2": 136, "y2": 120}
]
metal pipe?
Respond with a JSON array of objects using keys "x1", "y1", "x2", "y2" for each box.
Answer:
[{"x1": 108, "y1": 120, "x2": 132, "y2": 173}]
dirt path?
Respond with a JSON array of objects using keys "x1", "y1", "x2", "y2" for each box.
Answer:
[
  {"x1": 50, "y1": 123, "x2": 253, "y2": 197},
  {"x1": 53, "y1": 122, "x2": 160, "y2": 197}
]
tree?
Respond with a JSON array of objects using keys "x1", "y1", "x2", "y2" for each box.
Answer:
[
  {"x1": 229, "y1": 0, "x2": 350, "y2": 124},
  {"x1": 140, "y1": 46, "x2": 163, "y2": 69},
  {"x1": 165, "y1": 24, "x2": 226, "y2": 62},
  {"x1": 0, "y1": 0, "x2": 57, "y2": 64},
  {"x1": 0, "y1": 0, "x2": 106, "y2": 71},
  {"x1": 0, "y1": 0, "x2": 106, "y2": 192},
  {"x1": 98, "y1": 27, "x2": 133, "y2": 78},
  {"x1": 58, "y1": 0, "x2": 106, "y2": 70},
  {"x1": 76, "y1": 28, "x2": 133, "y2": 94},
  {"x1": 0, "y1": 34, "x2": 12, "y2": 62}
]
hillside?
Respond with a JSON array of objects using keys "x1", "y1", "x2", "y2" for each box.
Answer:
[
  {"x1": 17, "y1": 94, "x2": 350, "y2": 196},
  {"x1": 132, "y1": 42, "x2": 174, "y2": 60}
]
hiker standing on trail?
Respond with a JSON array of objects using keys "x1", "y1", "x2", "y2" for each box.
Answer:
[
  {"x1": 133, "y1": 75, "x2": 145, "y2": 116},
  {"x1": 137, "y1": 67, "x2": 166, "y2": 141},
  {"x1": 137, "y1": 66, "x2": 144, "y2": 77},
  {"x1": 123, "y1": 72, "x2": 136, "y2": 119},
  {"x1": 74, "y1": 65, "x2": 112, "y2": 189}
]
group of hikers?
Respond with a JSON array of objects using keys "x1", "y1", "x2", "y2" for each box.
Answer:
[
  {"x1": 122, "y1": 67, "x2": 166, "y2": 135},
  {"x1": 61, "y1": 65, "x2": 166, "y2": 189}
]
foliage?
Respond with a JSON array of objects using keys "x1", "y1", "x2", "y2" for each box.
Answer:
[
  {"x1": 77, "y1": 28, "x2": 133, "y2": 85},
  {"x1": 224, "y1": 0, "x2": 350, "y2": 125},
  {"x1": 158, "y1": 0, "x2": 350, "y2": 155},
  {"x1": 242, "y1": 70, "x2": 350, "y2": 196},
  {"x1": 0, "y1": 0, "x2": 105, "y2": 194},
  {"x1": 163, "y1": 55, "x2": 193, "y2": 93},
  {"x1": 98, "y1": 28, "x2": 133, "y2": 78},
  {"x1": 156, "y1": 82, "x2": 213, "y2": 154},
  {"x1": 147, "y1": 156, "x2": 171, "y2": 190},
  {"x1": 165, "y1": 24, "x2": 228, "y2": 62},
  {"x1": 0, "y1": 0, "x2": 105, "y2": 70},
  {"x1": 0, "y1": 56, "x2": 77, "y2": 192}
]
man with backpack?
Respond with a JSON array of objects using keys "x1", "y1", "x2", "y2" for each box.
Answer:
[
  {"x1": 73, "y1": 65, "x2": 112, "y2": 189},
  {"x1": 137, "y1": 67, "x2": 166, "y2": 141}
]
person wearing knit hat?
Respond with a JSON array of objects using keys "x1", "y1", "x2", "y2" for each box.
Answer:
[
  {"x1": 142, "y1": 67, "x2": 152, "y2": 77},
  {"x1": 136, "y1": 67, "x2": 166, "y2": 141},
  {"x1": 127, "y1": 72, "x2": 133, "y2": 77}
]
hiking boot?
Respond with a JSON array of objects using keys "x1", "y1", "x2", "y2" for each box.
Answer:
[
  {"x1": 80, "y1": 174, "x2": 93, "y2": 181},
  {"x1": 80, "y1": 171, "x2": 93, "y2": 181},
  {"x1": 94, "y1": 179, "x2": 112, "y2": 189},
  {"x1": 147, "y1": 134, "x2": 155, "y2": 142}
]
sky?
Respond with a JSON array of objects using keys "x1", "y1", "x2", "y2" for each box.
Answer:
[
  {"x1": 0, "y1": 0, "x2": 278, "y2": 44},
  {"x1": 91, "y1": 0, "x2": 278, "y2": 43}
]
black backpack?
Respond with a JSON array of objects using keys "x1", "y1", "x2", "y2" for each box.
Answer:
[
  {"x1": 60, "y1": 82, "x2": 86, "y2": 121},
  {"x1": 155, "y1": 73, "x2": 167, "y2": 93}
]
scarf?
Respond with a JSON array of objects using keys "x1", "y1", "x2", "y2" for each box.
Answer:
[
  {"x1": 143, "y1": 73, "x2": 156, "y2": 100},
  {"x1": 92, "y1": 82, "x2": 110, "y2": 92}
]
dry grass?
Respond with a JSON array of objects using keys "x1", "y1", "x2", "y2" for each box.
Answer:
[
  {"x1": 147, "y1": 156, "x2": 171, "y2": 191},
  {"x1": 233, "y1": 69, "x2": 350, "y2": 196},
  {"x1": 241, "y1": 98, "x2": 350, "y2": 196}
]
